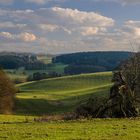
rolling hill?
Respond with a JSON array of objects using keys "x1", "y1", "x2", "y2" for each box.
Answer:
[
  {"x1": 16, "y1": 72, "x2": 112, "y2": 115},
  {"x1": 1, "y1": 71, "x2": 140, "y2": 140},
  {"x1": 53, "y1": 51, "x2": 131, "y2": 74}
]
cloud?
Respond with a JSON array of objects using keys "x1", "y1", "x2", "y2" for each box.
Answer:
[
  {"x1": 0, "y1": 32, "x2": 37, "y2": 42},
  {"x1": 81, "y1": 27, "x2": 99, "y2": 36},
  {"x1": 124, "y1": 20, "x2": 140, "y2": 38},
  {"x1": 134, "y1": 28, "x2": 140, "y2": 36},
  {"x1": 0, "y1": 32, "x2": 13, "y2": 39},
  {"x1": 0, "y1": 22, "x2": 26, "y2": 29},
  {"x1": 0, "y1": 7, "x2": 114, "y2": 36},
  {"x1": 50, "y1": 7, "x2": 114, "y2": 27},
  {"x1": 1, "y1": 7, "x2": 139, "y2": 53},
  {"x1": 125, "y1": 20, "x2": 140, "y2": 27},
  {"x1": 19, "y1": 32, "x2": 37, "y2": 42},
  {"x1": 0, "y1": 7, "x2": 119, "y2": 53},
  {"x1": 37, "y1": 7, "x2": 113, "y2": 37},
  {"x1": 39, "y1": 24, "x2": 59, "y2": 32}
]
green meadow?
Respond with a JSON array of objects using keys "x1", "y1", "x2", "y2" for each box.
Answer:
[
  {"x1": 5, "y1": 63, "x2": 66, "y2": 84},
  {"x1": 16, "y1": 72, "x2": 112, "y2": 115},
  {"x1": 0, "y1": 71, "x2": 140, "y2": 140},
  {"x1": 0, "y1": 115, "x2": 140, "y2": 140}
]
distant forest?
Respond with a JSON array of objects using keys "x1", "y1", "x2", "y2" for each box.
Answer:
[
  {"x1": 0, "y1": 51, "x2": 131, "y2": 75},
  {"x1": 0, "y1": 52, "x2": 46, "y2": 70},
  {"x1": 53, "y1": 52, "x2": 131, "y2": 74}
]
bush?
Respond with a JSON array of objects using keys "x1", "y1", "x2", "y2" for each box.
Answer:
[
  {"x1": 0, "y1": 69, "x2": 16, "y2": 114},
  {"x1": 27, "y1": 72, "x2": 62, "y2": 81}
]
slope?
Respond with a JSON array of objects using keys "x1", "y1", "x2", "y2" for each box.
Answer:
[{"x1": 16, "y1": 72, "x2": 112, "y2": 115}]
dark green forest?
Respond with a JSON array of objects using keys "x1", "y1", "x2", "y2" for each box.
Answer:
[
  {"x1": 53, "y1": 51, "x2": 131, "y2": 74},
  {"x1": 0, "y1": 52, "x2": 46, "y2": 70},
  {"x1": 0, "y1": 51, "x2": 131, "y2": 75}
]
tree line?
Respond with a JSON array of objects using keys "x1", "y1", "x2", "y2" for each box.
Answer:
[
  {"x1": 0, "y1": 53, "x2": 46, "y2": 70},
  {"x1": 53, "y1": 51, "x2": 131, "y2": 74}
]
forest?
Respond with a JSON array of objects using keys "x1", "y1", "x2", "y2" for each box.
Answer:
[
  {"x1": 53, "y1": 51, "x2": 131, "y2": 74},
  {"x1": 0, "y1": 52, "x2": 46, "y2": 70}
]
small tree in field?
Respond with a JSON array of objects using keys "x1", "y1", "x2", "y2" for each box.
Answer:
[{"x1": 0, "y1": 68, "x2": 16, "y2": 114}]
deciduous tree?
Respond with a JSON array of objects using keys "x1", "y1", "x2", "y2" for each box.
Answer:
[{"x1": 0, "y1": 69, "x2": 15, "y2": 114}]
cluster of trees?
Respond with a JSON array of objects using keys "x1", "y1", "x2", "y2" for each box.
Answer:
[
  {"x1": 27, "y1": 72, "x2": 61, "y2": 81},
  {"x1": 53, "y1": 51, "x2": 131, "y2": 75},
  {"x1": 0, "y1": 68, "x2": 15, "y2": 114},
  {"x1": 0, "y1": 52, "x2": 46, "y2": 70}
]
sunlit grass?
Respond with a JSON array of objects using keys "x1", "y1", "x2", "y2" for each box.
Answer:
[
  {"x1": 0, "y1": 115, "x2": 139, "y2": 140},
  {"x1": 0, "y1": 71, "x2": 140, "y2": 140},
  {"x1": 15, "y1": 72, "x2": 112, "y2": 115}
]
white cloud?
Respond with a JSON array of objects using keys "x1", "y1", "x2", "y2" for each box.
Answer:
[
  {"x1": 19, "y1": 32, "x2": 37, "y2": 42},
  {"x1": 134, "y1": 28, "x2": 140, "y2": 36},
  {"x1": 125, "y1": 20, "x2": 140, "y2": 27},
  {"x1": 81, "y1": 27, "x2": 99, "y2": 36},
  {"x1": 1, "y1": 7, "x2": 139, "y2": 53},
  {"x1": 0, "y1": 32, "x2": 13, "y2": 39},
  {"x1": 62, "y1": 27, "x2": 72, "y2": 34},
  {"x1": 51, "y1": 7, "x2": 114, "y2": 27},
  {"x1": 0, "y1": 22, "x2": 26, "y2": 29},
  {"x1": 0, "y1": 7, "x2": 117, "y2": 53},
  {"x1": 41, "y1": 7, "x2": 114, "y2": 36},
  {"x1": 39, "y1": 24, "x2": 59, "y2": 32},
  {"x1": 0, "y1": 32, "x2": 37, "y2": 42},
  {"x1": 0, "y1": 7, "x2": 113, "y2": 35},
  {"x1": 123, "y1": 20, "x2": 140, "y2": 38}
]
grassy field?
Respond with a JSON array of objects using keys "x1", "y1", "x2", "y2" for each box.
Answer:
[
  {"x1": 16, "y1": 72, "x2": 112, "y2": 115},
  {"x1": 0, "y1": 115, "x2": 140, "y2": 140},
  {"x1": 25, "y1": 63, "x2": 67, "y2": 75},
  {"x1": 6, "y1": 63, "x2": 67, "y2": 83},
  {"x1": 0, "y1": 71, "x2": 140, "y2": 140}
]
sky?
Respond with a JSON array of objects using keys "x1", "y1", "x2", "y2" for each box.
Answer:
[{"x1": 0, "y1": 0, "x2": 140, "y2": 54}]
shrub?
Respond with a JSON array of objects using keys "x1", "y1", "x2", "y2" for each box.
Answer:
[{"x1": 0, "y1": 69, "x2": 16, "y2": 114}]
